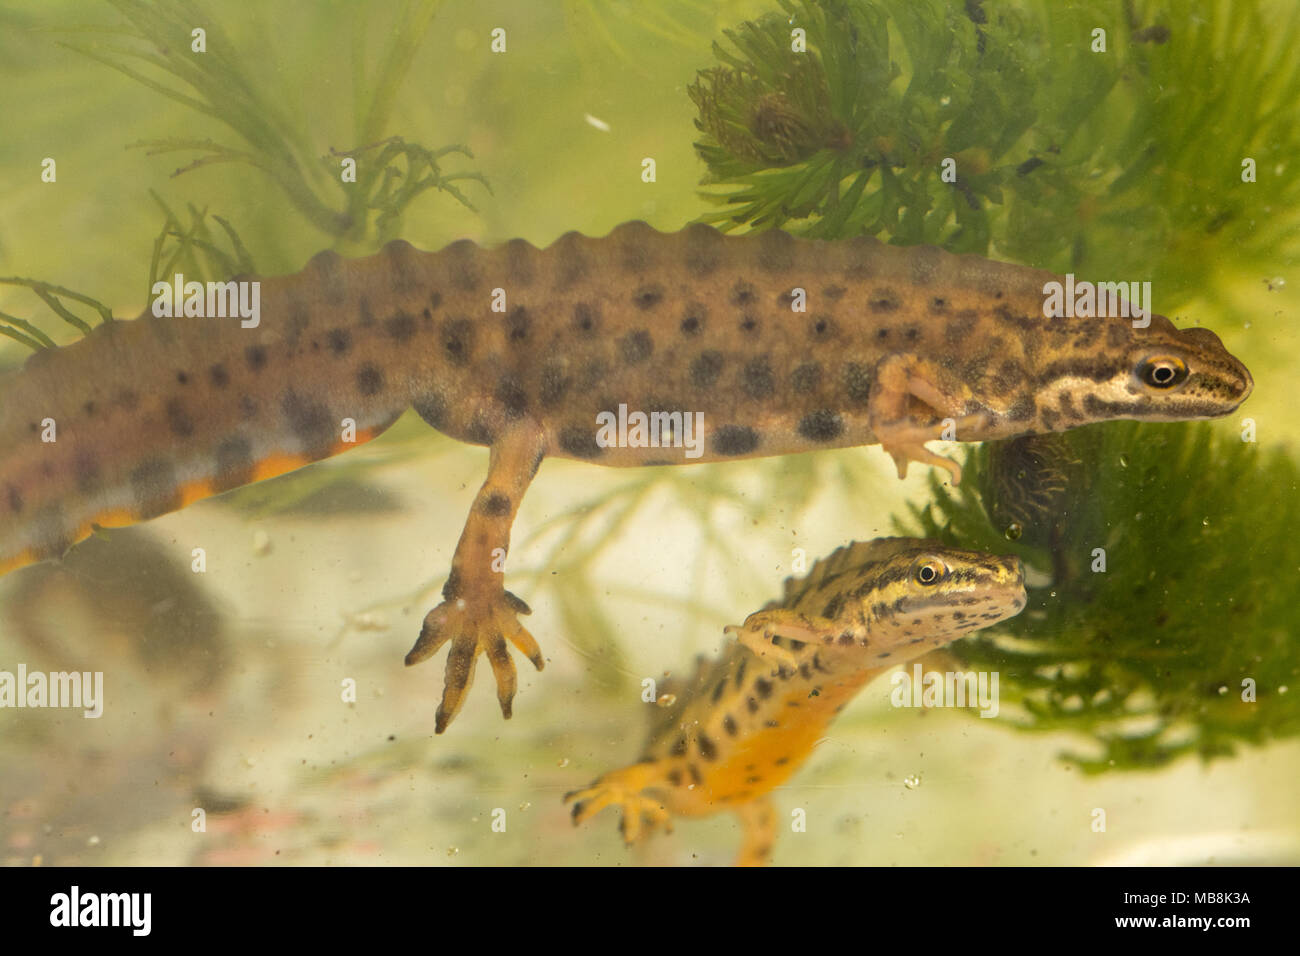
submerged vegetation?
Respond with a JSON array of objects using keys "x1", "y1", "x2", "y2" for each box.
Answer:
[
  {"x1": 2, "y1": 0, "x2": 1296, "y2": 778},
  {"x1": 690, "y1": 0, "x2": 1300, "y2": 310}
]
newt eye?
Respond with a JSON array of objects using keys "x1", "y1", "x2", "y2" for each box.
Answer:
[
  {"x1": 914, "y1": 559, "x2": 946, "y2": 586},
  {"x1": 1137, "y1": 355, "x2": 1188, "y2": 389}
]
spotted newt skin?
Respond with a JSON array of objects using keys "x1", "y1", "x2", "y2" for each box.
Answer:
[
  {"x1": 566, "y1": 537, "x2": 1027, "y2": 865},
  {"x1": 0, "y1": 222, "x2": 1251, "y2": 732}
]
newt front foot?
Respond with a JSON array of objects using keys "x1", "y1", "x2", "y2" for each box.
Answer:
[{"x1": 405, "y1": 589, "x2": 544, "y2": 733}]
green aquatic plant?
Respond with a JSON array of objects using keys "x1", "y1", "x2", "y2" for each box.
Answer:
[
  {"x1": 690, "y1": 0, "x2": 1300, "y2": 310},
  {"x1": 901, "y1": 423, "x2": 1300, "y2": 772},
  {"x1": 62, "y1": 0, "x2": 486, "y2": 247}
]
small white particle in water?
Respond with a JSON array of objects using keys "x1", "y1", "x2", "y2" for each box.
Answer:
[
  {"x1": 1218, "y1": 685, "x2": 1228, "y2": 695},
  {"x1": 584, "y1": 113, "x2": 611, "y2": 132},
  {"x1": 1280, "y1": 686, "x2": 1289, "y2": 695},
  {"x1": 518, "y1": 802, "x2": 531, "y2": 812},
  {"x1": 557, "y1": 757, "x2": 570, "y2": 768},
  {"x1": 252, "y1": 529, "x2": 271, "y2": 555},
  {"x1": 656, "y1": 693, "x2": 677, "y2": 708},
  {"x1": 456, "y1": 599, "x2": 466, "y2": 611},
  {"x1": 88, "y1": 835, "x2": 100, "y2": 846},
  {"x1": 903, "y1": 774, "x2": 921, "y2": 790},
  {"x1": 1202, "y1": 517, "x2": 1210, "y2": 527},
  {"x1": 939, "y1": 96, "x2": 950, "y2": 106}
]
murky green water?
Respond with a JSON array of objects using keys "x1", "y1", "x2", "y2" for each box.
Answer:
[{"x1": 1, "y1": 0, "x2": 1296, "y2": 866}]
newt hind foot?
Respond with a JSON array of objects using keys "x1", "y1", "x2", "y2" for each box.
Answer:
[
  {"x1": 566, "y1": 766, "x2": 672, "y2": 846},
  {"x1": 405, "y1": 589, "x2": 544, "y2": 733}
]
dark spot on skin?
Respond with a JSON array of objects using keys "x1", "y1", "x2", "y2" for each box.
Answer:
[
  {"x1": 731, "y1": 282, "x2": 757, "y2": 306},
  {"x1": 245, "y1": 345, "x2": 268, "y2": 372},
  {"x1": 619, "y1": 330, "x2": 654, "y2": 364},
  {"x1": 739, "y1": 315, "x2": 759, "y2": 333},
  {"x1": 668, "y1": 769, "x2": 683, "y2": 787},
  {"x1": 494, "y1": 377, "x2": 529, "y2": 419},
  {"x1": 798, "y1": 409, "x2": 844, "y2": 442},
  {"x1": 358, "y1": 297, "x2": 375, "y2": 328},
  {"x1": 131, "y1": 458, "x2": 180, "y2": 519},
  {"x1": 327, "y1": 328, "x2": 351, "y2": 356},
  {"x1": 73, "y1": 451, "x2": 100, "y2": 493},
  {"x1": 539, "y1": 361, "x2": 570, "y2": 407},
  {"x1": 214, "y1": 435, "x2": 254, "y2": 489},
  {"x1": 791, "y1": 362, "x2": 822, "y2": 394},
  {"x1": 697, "y1": 734, "x2": 717, "y2": 760},
  {"x1": 838, "y1": 633, "x2": 855, "y2": 646},
  {"x1": 1040, "y1": 407, "x2": 1061, "y2": 430},
  {"x1": 6, "y1": 485, "x2": 22, "y2": 514},
  {"x1": 166, "y1": 398, "x2": 194, "y2": 438},
  {"x1": 722, "y1": 714, "x2": 738, "y2": 736},
  {"x1": 690, "y1": 350, "x2": 724, "y2": 389},
  {"x1": 822, "y1": 593, "x2": 846, "y2": 619},
  {"x1": 903, "y1": 325, "x2": 921, "y2": 342},
  {"x1": 870, "y1": 288, "x2": 902, "y2": 312},
  {"x1": 385, "y1": 311, "x2": 417, "y2": 343},
  {"x1": 670, "y1": 735, "x2": 688, "y2": 758},
  {"x1": 356, "y1": 364, "x2": 385, "y2": 396},
  {"x1": 506, "y1": 307, "x2": 531, "y2": 344},
  {"x1": 809, "y1": 315, "x2": 836, "y2": 339},
  {"x1": 823, "y1": 285, "x2": 846, "y2": 300},
  {"x1": 930, "y1": 296, "x2": 948, "y2": 313},
  {"x1": 209, "y1": 364, "x2": 230, "y2": 388},
  {"x1": 559, "y1": 425, "x2": 604, "y2": 459},
  {"x1": 82, "y1": 401, "x2": 96, "y2": 417},
  {"x1": 281, "y1": 390, "x2": 334, "y2": 458},
  {"x1": 746, "y1": 697, "x2": 760, "y2": 713},
  {"x1": 428, "y1": 290, "x2": 443, "y2": 311},
  {"x1": 175, "y1": 370, "x2": 189, "y2": 385},
  {"x1": 572, "y1": 303, "x2": 599, "y2": 336},
  {"x1": 741, "y1": 358, "x2": 775, "y2": 399},
  {"x1": 414, "y1": 393, "x2": 447, "y2": 429},
  {"x1": 632, "y1": 285, "x2": 664, "y2": 310},
  {"x1": 680, "y1": 304, "x2": 706, "y2": 335},
  {"x1": 713, "y1": 425, "x2": 760, "y2": 456},
  {"x1": 754, "y1": 678, "x2": 773, "y2": 699},
  {"x1": 843, "y1": 362, "x2": 873, "y2": 405},
  {"x1": 442, "y1": 317, "x2": 474, "y2": 365},
  {"x1": 239, "y1": 395, "x2": 258, "y2": 420},
  {"x1": 688, "y1": 764, "x2": 704, "y2": 786},
  {"x1": 480, "y1": 492, "x2": 512, "y2": 517}
]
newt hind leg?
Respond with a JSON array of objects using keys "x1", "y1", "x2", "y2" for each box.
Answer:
[{"x1": 405, "y1": 423, "x2": 548, "y2": 733}]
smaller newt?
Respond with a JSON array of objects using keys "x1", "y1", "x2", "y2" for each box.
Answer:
[{"x1": 566, "y1": 537, "x2": 1026, "y2": 865}]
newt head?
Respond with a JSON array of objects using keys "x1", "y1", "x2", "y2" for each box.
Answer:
[
  {"x1": 1028, "y1": 314, "x2": 1253, "y2": 431},
  {"x1": 857, "y1": 540, "x2": 1026, "y2": 656}
]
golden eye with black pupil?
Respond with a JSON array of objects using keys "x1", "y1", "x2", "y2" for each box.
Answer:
[
  {"x1": 914, "y1": 559, "x2": 945, "y2": 586},
  {"x1": 1137, "y1": 356, "x2": 1188, "y2": 389}
]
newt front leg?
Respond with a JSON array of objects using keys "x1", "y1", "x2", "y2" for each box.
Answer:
[
  {"x1": 870, "y1": 353, "x2": 979, "y2": 484},
  {"x1": 404, "y1": 422, "x2": 548, "y2": 733}
]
